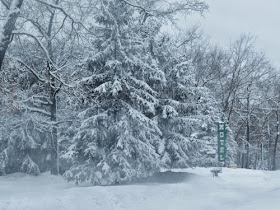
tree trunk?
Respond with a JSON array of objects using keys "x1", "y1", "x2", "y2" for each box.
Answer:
[
  {"x1": 272, "y1": 108, "x2": 279, "y2": 170},
  {"x1": 241, "y1": 152, "x2": 245, "y2": 168},
  {"x1": 47, "y1": 0, "x2": 60, "y2": 175},
  {"x1": 268, "y1": 131, "x2": 273, "y2": 170},
  {"x1": 245, "y1": 86, "x2": 251, "y2": 169},
  {"x1": 245, "y1": 122, "x2": 250, "y2": 168},
  {"x1": 0, "y1": 0, "x2": 24, "y2": 70},
  {"x1": 50, "y1": 88, "x2": 58, "y2": 175}
]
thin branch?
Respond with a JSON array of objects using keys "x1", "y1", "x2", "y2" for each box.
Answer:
[
  {"x1": 12, "y1": 57, "x2": 47, "y2": 83},
  {"x1": 119, "y1": 0, "x2": 153, "y2": 16},
  {"x1": 12, "y1": 30, "x2": 51, "y2": 61},
  {"x1": 22, "y1": 18, "x2": 48, "y2": 38},
  {"x1": 35, "y1": 0, "x2": 89, "y2": 33},
  {"x1": 0, "y1": 0, "x2": 9, "y2": 10}
]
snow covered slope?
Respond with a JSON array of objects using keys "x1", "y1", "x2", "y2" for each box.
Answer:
[{"x1": 1, "y1": 168, "x2": 280, "y2": 210}]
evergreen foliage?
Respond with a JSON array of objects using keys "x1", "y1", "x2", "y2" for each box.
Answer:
[{"x1": 64, "y1": 0, "x2": 165, "y2": 184}]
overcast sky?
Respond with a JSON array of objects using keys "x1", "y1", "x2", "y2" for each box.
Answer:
[{"x1": 185, "y1": 0, "x2": 280, "y2": 67}]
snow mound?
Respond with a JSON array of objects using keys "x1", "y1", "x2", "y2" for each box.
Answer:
[{"x1": 1, "y1": 168, "x2": 280, "y2": 210}]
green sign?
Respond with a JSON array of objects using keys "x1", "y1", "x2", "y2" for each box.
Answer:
[{"x1": 217, "y1": 123, "x2": 226, "y2": 162}]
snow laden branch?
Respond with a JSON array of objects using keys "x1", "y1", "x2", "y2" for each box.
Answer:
[{"x1": 12, "y1": 58, "x2": 46, "y2": 83}]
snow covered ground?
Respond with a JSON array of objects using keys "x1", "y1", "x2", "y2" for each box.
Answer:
[{"x1": 1, "y1": 168, "x2": 280, "y2": 210}]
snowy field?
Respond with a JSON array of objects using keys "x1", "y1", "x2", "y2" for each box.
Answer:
[{"x1": 1, "y1": 168, "x2": 280, "y2": 210}]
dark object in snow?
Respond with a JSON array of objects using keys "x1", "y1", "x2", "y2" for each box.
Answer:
[
  {"x1": 136, "y1": 171, "x2": 195, "y2": 184},
  {"x1": 210, "y1": 168, "x2": 222, "y2": 177}
]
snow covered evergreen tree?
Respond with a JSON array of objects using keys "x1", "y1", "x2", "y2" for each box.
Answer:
[
  {"x1": 151, "y1": 35, "x2": 227, "y2": 167},
  {"x1": 159, "y1": 59, "x2": 221, "y2": 167},
  {"x1": 64, "y1": 0, "x2": 166, "y2": 185}
]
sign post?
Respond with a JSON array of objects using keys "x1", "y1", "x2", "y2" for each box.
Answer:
[{"x1": 217, "y1": 123, "x2": 226, "y2": 162}]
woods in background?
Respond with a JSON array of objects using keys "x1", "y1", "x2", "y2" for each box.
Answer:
[{"x1": 0, "y1": 0, "x2": 279, "y2": 185}]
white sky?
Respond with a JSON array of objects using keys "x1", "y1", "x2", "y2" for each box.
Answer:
[{"x1": 183, "y1": 0, "x2": 280, "y2": 67}]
